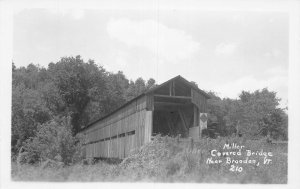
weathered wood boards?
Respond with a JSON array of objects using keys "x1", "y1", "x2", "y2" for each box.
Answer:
[
  {"x1": 191, "y1": 88, "x2": 207, "y2": 112},
  {"x1": 144, "y1": 111, "x2": 153, "y2": 144},
  {"x1": 81, "y1": 75, "x2": 210, "y2": 159},
  {"x1": 83, "y1": 95, "x2": 153, "y2": 159}
]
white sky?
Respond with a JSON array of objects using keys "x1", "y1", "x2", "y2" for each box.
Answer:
[{"x1": 12, "y1": 1, "x2": 289, "y2": 108}]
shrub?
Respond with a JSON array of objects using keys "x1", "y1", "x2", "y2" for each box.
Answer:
[
  {"x1": 12, "y1": 135, "x2": 287, "y2": 183},
  {"x1": 22, "y1": 116, "x2": 83, "y2": 165}
]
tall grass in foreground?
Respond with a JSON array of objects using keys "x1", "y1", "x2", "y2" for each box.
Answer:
[{"x1": 12, "y1": 136, "x2": 287, "y2": 183}]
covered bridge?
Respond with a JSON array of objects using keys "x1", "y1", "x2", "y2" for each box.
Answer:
[{"x1": 80, "y1": 75, "x2": 210, "y2": 159}]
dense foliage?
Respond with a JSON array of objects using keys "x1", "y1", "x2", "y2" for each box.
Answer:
[
  {"x1": 12, "y1": 56, "x2": 156, "y2": 159},
  {"x1": 12, "y1": 136, "x2": 287, "y2": 183},
  {"x1": 12, "y1": 55, "x2": 288, "y2": 165},
  {"x1": 22, "y1": 116, "x2": 82, "y2": 165},
  {"x1": 207, "y1": 90, "x2": 288, "y2": 140}
]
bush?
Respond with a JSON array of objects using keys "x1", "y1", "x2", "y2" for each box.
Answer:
[
  {"x1": 22, "y1": 116, "x2": 83, "y2": 165},
  {"x1": 12, "y1": 135, "x2": 287, "y2": 183}
]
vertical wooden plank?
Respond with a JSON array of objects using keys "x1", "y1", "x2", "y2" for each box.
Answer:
[
  {"x1": 103, "y1": 141, "x2": 105, "y2": 158},
  {"x1": 141, "y1": 110, "x2": 145, "y2": 146},
  {"x1": 193, "y1": 105, "x2": 199, "y2": 127},
  {"x1": 115, "y1": 138, "x2": 118, "y2": 158},
  {"x1": 88, "y1": 145, "x2": 91, "y2": 158},
  {"x1": 86, "y1": 145, "x2": 89, "y2": 158},
  {"x1": 120, "y1": 118, "x2": 122, "y2": 158},
  {"x1": 142, "y1": 109, "x2": 145, "y2": 142},
  {"x1": 104, "y1": 140, "x2": 106, "y2": 158},
  {"x1": 102, "y1": 141, "x2": 104, "y2": 157},
  {"x1": 100, "y1": 141, "x2": 103, "y2": 158},
  {"x1": 124, "y1": 110, "x2": 128, "y2": 156},
  {"x1": 115, "y1": 138, "x2": 117, "y2": 158},
  {"x1": 95, "y1": 142, "x2": 97, "y2": 158},
  {"x1": 140, "y1": 110, "x2": 143, "y2": 147},
  {"x1": 97, "y1": 142, "x2": 100, "y2": 157},
  {"x1": 128, "y1": 135, "x2": 132, "y2": 157},
  {"x1": 94, "y1": 143, "x2": 96, "y2": 158},
  {"x1": 173, "y1": 80, "x2": 175, "y2": 96},
  {"x1": 118, "y1": 136, "x2": 121, "y2": 158},
  {"x1": 137, "y1": 111, "x2": 141, "y2": 149},
  {"x1": 93, "y1": 143, "x2": 95, "y2": 158},
  {"x1": 106, "y1": 140, "x2": 108, "y2": 158},
  {"x1": 122, "y1": 136, "x2": 125, "y2": 158},
  {"x1": 124, "y1": 135, "x2": 128, "y2": 157},
  {"x1": 134, "y1": 111, "x2": 138, "y2": 150},
  {"x1": 99, "y1": 142, "x2": 101, "y2": 157},
  {"x1": 111, "y1": 139, "x2": 114, "y2": 158},
  {"x1": 116, "y1": 120, "x2": 119, "y2": 159},
  {"x1": 105, "y1": 140, "x2": 107, "y2": 158},
  {"x1": 199, "y1": 111, "x2": 201, "y2": 138},
  {"x1": 99, "y1": 141, "x2": 101, "y2": 157},
  {"x1": 110, "y1": 139, "x2": 113, "y2": 158},
  {"x1": 92, "y1": 143, "x2": 94, "y2": 158},
  {"x1": 146, "y1": 94, "x2": 154, "y2": 111},
  {"x1": 132, "y1": 134, "x2": 135, "y2": 155},
  {"x1": 144, "y1": 111, "x2": 153, "y2": 143},
  {"x1": 91, "y1": 143, "x2": 93, "y2": 158},
  {"x1": 108, "y1": 125, "x2": 111, "y2": 158}
]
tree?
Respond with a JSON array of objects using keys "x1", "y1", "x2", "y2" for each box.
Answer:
[
  {"x1": 48, "y1": 56, "x2": 107, "y2": 134},
  {"x1": 12, "y1": 84, "x2": 51, "y2": 155},
  {"x1": 125, "y1": 78, "x2": 156, "y2": 101},
  {"x1": 258, "y1": 109, "x2": 288, "y2": 140},
  {"x1": 206, "y1": 91, "x2": 227, "y2": 136},
  {"x1": 11, "y1": 56, "x2": 160, "y2": 160},
  {"x1": 12, "y1": 62, "x2": 16, "y2": 72},
  {"x1": 125, "y1": 78, "x2": 145, "y2": 101},
  {"x1": 12, "y1": 55, "x2": 288, "y2": 164},
  {"x1": 103, "y1": 71, "x2": 129, "y2": 112},
  {"x1": 237, "y1": 88, "x2": 281, "y2": 137},
  {"x1": 190, "y1": 81, "x2": 198, "y2": 88},
  {"x1": 146, "y1": 78, "x2": 156, "y2": 89},
  {"x1": 206, "y1": 88, "x2": 287, "y2": 139},
  {"x1": 22, "y1": 116, "x2": 82, "y2": 165}
]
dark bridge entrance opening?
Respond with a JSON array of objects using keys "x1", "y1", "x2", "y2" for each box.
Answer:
[
  {"x1": 81, "y1": 75, "x2": 209, "y2": 159},
  {"x1": 152, "y1": 95, "x2": 195, "y2": 138}
]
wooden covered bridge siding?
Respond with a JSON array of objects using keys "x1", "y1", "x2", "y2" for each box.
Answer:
[
  {"x1": 83, "y1": 95, "x2": 153, "y2": 159},
  {"x1": 82, "y1": 75, "x2": 209, "y2": 159}
]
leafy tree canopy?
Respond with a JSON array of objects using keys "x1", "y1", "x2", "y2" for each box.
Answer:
[
  {"x1": 12, "y1": 56, "x2": 156, "y2": 156},
  {"x1": 12, "y1": 56, "x2": 287, "y2": 159}
]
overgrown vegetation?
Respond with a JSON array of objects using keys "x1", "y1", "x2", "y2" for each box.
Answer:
[
  {"x1": 12, "y1": 135, "x2": 287, "y2": 183},
  {"x1": 12, "y1": 56, "x2": 156, "y2": 158},
  {"x1": 11, "y1": 55, "x2": 288, "y2": 182},
  {"x1": 206, "y1": 90, "x2": 288, "y2": 140},
  {"x1": 18, "y1": 116, "x2": 83, "y2": 165}
]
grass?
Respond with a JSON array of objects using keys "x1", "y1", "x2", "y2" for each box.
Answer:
[{"x1": 11, "y1": 136, "x2": 287, "y2": 183}]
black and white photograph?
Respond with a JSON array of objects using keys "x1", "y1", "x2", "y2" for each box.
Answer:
[{"x1": 1, "y1": 0, "x2": 300, "y2": 187}]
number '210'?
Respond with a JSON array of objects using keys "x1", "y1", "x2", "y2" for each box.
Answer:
[{"x1": 229, "y1": 165, "x2": 243, "y2": 172}]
